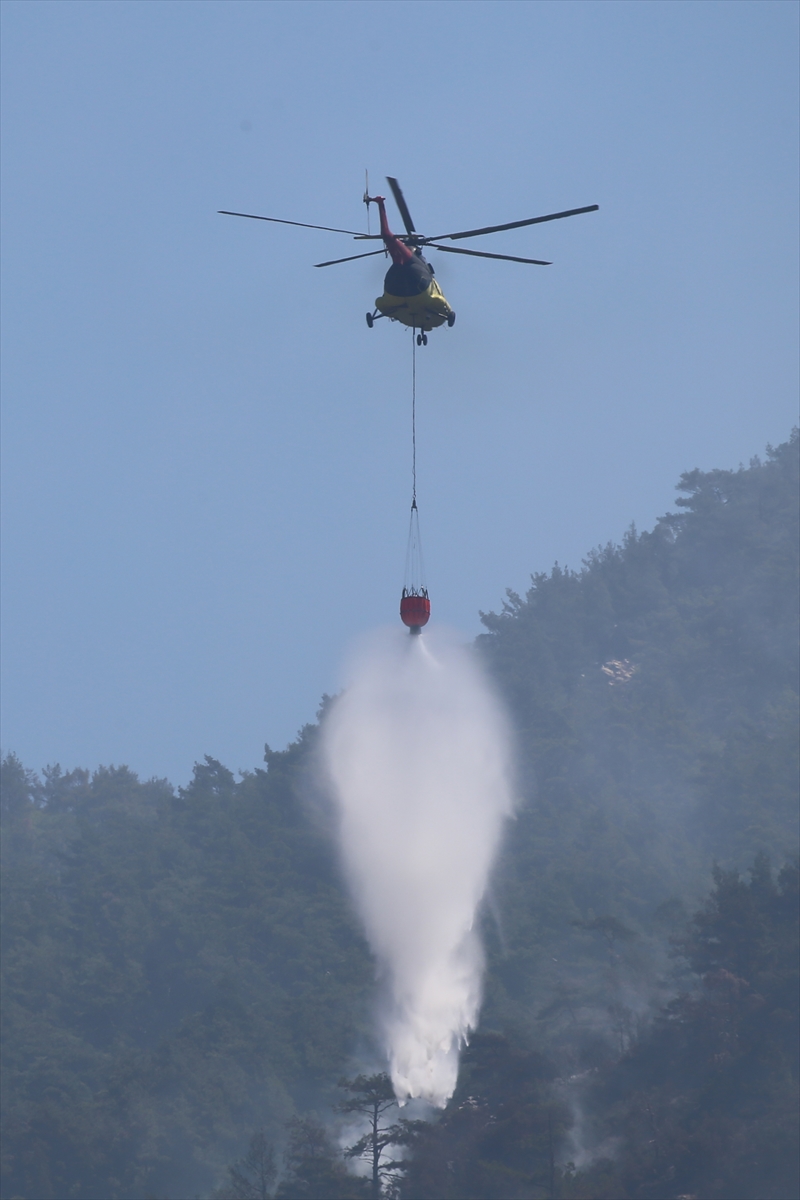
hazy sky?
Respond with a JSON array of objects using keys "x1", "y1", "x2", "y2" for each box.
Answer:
[{"x1": 2, "y1": 0, "x2": 797, "y2": 784}]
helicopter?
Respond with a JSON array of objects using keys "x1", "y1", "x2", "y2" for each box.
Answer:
[{"x1": 220, "y1": 178, "x2": 598, "y2": 345}]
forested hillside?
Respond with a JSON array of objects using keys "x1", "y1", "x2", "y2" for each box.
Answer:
[
  {"x1": 2, "y1": 432, "x2": 797, "y2": 1200},
  {"x1": 476, "y1": 429, "x2": 799, "y2": 1050},
  {"x1": 1, "y1": 747, "x2": 375, "y2": 1199}
]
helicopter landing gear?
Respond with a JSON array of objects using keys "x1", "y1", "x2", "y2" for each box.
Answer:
[
  {"x1": 366, "y1": 312, "x2": 374, "y2": 328},
  {"x1": 447, "y1": 311, "x2": 456, "y2": 327},
  {"x1": 416, "y1": 332, "x2": 428, "y2": 346}
]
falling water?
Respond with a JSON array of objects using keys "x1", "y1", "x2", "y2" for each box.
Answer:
[{"x1": 321, "y1": 627, "x2": 514, "y2": 1106}]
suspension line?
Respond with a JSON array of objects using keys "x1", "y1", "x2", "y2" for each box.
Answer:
[{"x1": 412, "y1": 331, "x2": 417, "y2": 508}]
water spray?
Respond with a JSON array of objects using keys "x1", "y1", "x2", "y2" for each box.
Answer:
[{"x1": 322, "y1": 629, "x2": 514, "y2": 1106}]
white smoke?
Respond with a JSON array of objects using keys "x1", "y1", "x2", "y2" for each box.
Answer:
[{"x1": 322, "y1": 627, "x2": 514, "y2": 1107}]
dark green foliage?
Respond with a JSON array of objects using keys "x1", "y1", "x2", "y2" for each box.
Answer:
[
  {"x1": 1, "y1": 738, "x2": 374, "y2": 1199},
  {"x1": 274, "y1": 1117, "x2": 368, "y2": 1199},
  {"x1": 400, "y1": 1034, "x2": 569, "y2": 1199},
  {"x1": 399, "y1": 858, "x2": 799, "y2": 1200},
  {"x1": 566, "y1": 857, "x2": 799, "y2": 1200},
  {"x1": 476, "y1": 432, "x2": 799, "y2": 1049},
  {"x1": 211, "y1": 1130, "x2": 277, "y2": 1199}
]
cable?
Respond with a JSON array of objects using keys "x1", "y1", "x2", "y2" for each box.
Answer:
[
  {"x1": 403, "y1": 331, "x2": 427, "y2": 599},
  {"x1": 412, "y1": 331, "x2": 417, "y2": 508}
]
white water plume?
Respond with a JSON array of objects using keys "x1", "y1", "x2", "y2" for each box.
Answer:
[{"x1": 322, "y1": 627, "x2": 514, "y2": 1107}]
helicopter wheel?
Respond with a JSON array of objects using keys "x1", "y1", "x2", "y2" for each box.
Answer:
[
  {"x1": 366, "y1": 312, "x2": 374, "y2": 328},
  {"x1": 447, "y1": 311, "x2": 456, "y2": 327},
  {"x1": 416, "y1": 333, "x2": 422, "y2": 346}
]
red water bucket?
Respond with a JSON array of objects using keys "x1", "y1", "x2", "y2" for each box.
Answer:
[{"x1": 400, "y1": 591, "x2": 430, "y2": 629}]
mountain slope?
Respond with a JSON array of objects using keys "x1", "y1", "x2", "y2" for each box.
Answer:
[{"x1": 1, "y1": 431, "x2": 797, "y2": 1199}]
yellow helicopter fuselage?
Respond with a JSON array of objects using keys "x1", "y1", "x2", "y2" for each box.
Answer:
[
  {"x1": 373, "y1": 250, "x2": 453, "y2": 332},
  {"x1": 375, "y1": 278, "x2": 452, "y2": 332}
]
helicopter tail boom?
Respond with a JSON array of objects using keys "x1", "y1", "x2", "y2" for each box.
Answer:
[{"x1": 365, "y1": 194, "x2": 414, "y2": 266}]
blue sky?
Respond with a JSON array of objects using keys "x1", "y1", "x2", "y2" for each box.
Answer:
[{"x1": 2, "y1": 0, "x2": 797, "y2": 784}]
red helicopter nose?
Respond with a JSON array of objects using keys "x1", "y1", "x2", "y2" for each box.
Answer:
[{"x1": 400, "y1": 591, "x2": 430, "y2": 633}]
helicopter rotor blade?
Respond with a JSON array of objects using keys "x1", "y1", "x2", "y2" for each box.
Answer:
[
  {"x1": 386, "y1": 177, "x2": 417, "y2": 235},
  {"x1": 428, "y1": 244, "x2": 552, "y2": 265},
  {"x1": 218, "y1": 211, "x2": 366, "y2": 236},
  {"x1": 424, "y1": 204, "x2": 599, "y2": 243},
  {"x1": 314, "y1": 248, "x2": 388, "y2": 267}
]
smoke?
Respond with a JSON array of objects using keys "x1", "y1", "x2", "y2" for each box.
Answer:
[{"x1": 321, "y1": 627, "x2": 514, "y2": 1107}]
